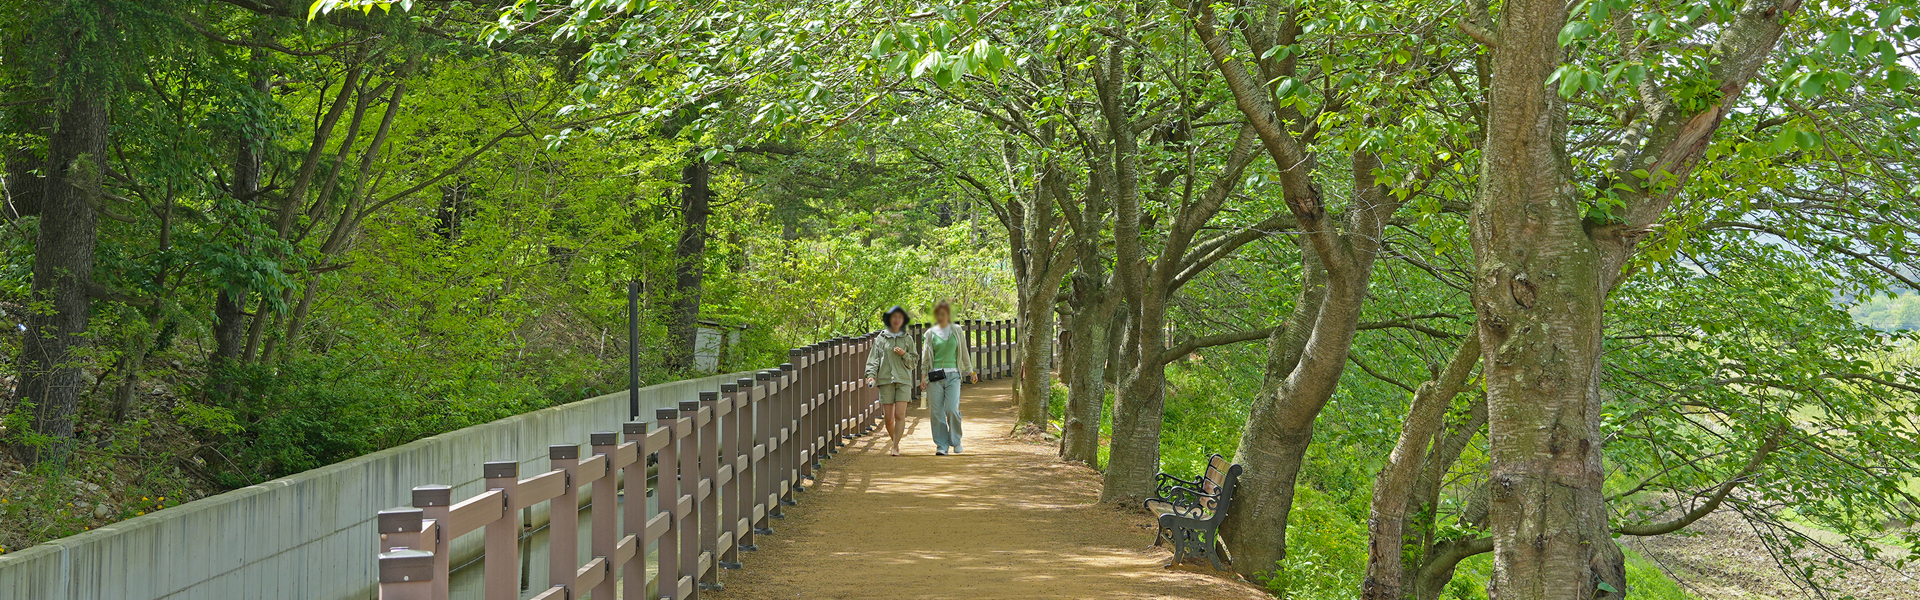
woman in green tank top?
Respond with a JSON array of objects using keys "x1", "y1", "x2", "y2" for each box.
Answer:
[{"x1": 918, "y1": 300, "x2": 976, "y2": 455}]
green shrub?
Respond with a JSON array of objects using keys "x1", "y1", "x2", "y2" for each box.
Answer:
[{"x1": 1265, "y1": 485, "x2": 1368, "y2": 599}]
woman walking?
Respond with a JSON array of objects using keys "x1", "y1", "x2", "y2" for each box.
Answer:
[
  {"x1": 919, "y1": 301, "x2": 977, "y2": 455},
  {"x1": 865, "y1": 306, "x2": 918, "y2": 456}
]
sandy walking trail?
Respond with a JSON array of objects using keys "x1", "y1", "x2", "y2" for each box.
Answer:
[{"x1": 708, "y1": 378, "x2": 1270, "y2": 600}]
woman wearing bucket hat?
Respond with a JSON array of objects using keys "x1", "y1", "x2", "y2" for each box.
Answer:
[{"x1": 865, "y1": 305, "x2": 918, "y2": 456}]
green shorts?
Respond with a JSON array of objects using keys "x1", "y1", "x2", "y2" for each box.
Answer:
[{"x1": 877, "y1": 382, "x2": 912, "y2": 404}]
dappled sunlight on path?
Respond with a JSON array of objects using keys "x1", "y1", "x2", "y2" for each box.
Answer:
[{"x1": 711, "y1": 379, "x2": 1269, "y2": 599}]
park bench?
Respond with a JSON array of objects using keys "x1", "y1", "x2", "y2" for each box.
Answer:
[{"x1": 1143, "y1": 453, "x2": 1241, "y2": 571}]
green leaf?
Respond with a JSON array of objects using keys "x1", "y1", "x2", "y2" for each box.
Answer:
[
  {"x1": 1597, "y1": 581, "x2": 1619, "y2": 594},
  {"x1": 1771, "y1": 125, "x2": 1799, "y2": 153},
  {"x1": 1800, "y1": 72, "x2": 1829, "y2": 97},
  {"x1": 1558, "y1": 21, "x2": 1595, "y2": 46},
  {"x1": 912, "y1": 51, "x2": 943, "y2": 79}
]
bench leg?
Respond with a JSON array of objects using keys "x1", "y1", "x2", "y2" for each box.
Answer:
[{"x1": 1200, "y1": 528, "x2": 1226, "y2": 571}]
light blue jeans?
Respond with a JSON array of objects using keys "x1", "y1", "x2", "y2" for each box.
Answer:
[{"x1": 927, "y1": 374, "x2": 964, "y2": 453}]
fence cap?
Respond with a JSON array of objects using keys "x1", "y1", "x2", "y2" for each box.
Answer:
[
  {"x1": 700, "y1": 390, "x2": 719, "y2": 402},
  {"x1": 756, "y1": 370, "x2": 773, "y2": 381},
  {"x1": 788, "y1": 348, "x2": 804, "y2": 357},
  {"x1": 549, "y1": 444, "x2": 580, "y2": 460},
  {"x1": 378, "y1": 507, "x2": 424, "y2": 533},
  {"x1": 483, "y1": 461, "x2": 518, "y2": 479},
  {"x1": 656, "y1": 408, "x2": 679, "y2": 421},
  {"x1": 779, "y1": 363, "x2": 794, "y2": 371},
  {"x1": 378, "y1": 549, "x2": 435, "y2": 584},
  {"x1": 625, "y1": 421, "x2": 648, "y2": 434},
  {"x1": 410, "y1": 485, "x2": 452, "y2": 508},
  {"x1": 721, "y1": 383, "x2": 738, "y2": 393},
  {"x1": 679, "y1": 400, "x2": 700, "y2": 412},
  {"x1": 590, "y1": 431, "x2": 618, "y2": 446},
  {"x1": 738, "y1": 377, "x2": 755, "y2": 388}
]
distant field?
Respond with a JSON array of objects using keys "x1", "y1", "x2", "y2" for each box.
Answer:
[{"x1": 1852, "y1": 291, "x2": 1920, "y2": 330}]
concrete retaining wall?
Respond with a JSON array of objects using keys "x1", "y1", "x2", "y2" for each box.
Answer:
[{"x1": 0, "y1": 371, "x2": 751, "y2": 600}]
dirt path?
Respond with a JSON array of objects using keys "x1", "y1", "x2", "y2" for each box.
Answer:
[{"x1": 709, "y1": 378, "x2": 1270, "y2": 600}]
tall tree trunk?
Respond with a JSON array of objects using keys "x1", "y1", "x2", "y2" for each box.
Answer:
[
  {"x1": 1363, "y1": 336, "x2": 1481, "y2": 600},
  {"x1": 1060, "y1": 290, "x2": 1118, "y2": 465},
  {"x1": 1100, "y1": 288, "x2": 1169, "y2": 504},
  {"x1": 1407, "y1": 396, "x2": 1490, "y2": 600},
  {"x1": 276, "y1": 72, "x2": 409, "y2": 362},
  {"x1": 666, "y1": 156, "x2": 711, "y2": 372},
  {"x1": 1474, "y1": 1, "x2": 1622, "y2": 596},
  {"x1": 1013, "y1": 283, "x2": 1061, "y2": 430},
  {"x1": 212, "y1": 44, "x2": 268, "y2": 393},
  {"x1": 1218, "y1": 242, "x2": 1324, "y2": 578},
  {"x1": 15, "y1": 69, "x2": 108, "y2": 465}
]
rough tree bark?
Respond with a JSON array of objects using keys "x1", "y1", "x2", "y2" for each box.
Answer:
[
  {"x1": 1363, "y1": 335, "x2": 1481, "y2": 600},
  {"x1": 1406, "y1": 396, "x2": 1491, "y2": 600},
  {"x1": 1473, "y1": 2, "x2": 1625, "y2": 596},
  {"x1": 666, "y1": 156, "x2": 712, "y2": 372},
  {"x1": 1473, "y1": 1, "x2": 1800, "y2": 596},
  {"x1": 1059, "y1": 264, "x2": 1119, "y2": 464},
  {"x1": 987, "y1": 140, "x2": 1073, "y2": 433},
  {"x1": 15, "y1": 24, "x2": 109, "y2": 464}
]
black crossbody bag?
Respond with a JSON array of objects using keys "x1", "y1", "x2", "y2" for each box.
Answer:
[{"x1": 927, "y1": 368, "x2": 948, "y2": 382}]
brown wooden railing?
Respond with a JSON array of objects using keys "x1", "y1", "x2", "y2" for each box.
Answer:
[{"x1": 373, "y1": 321, "x2": 1016, "y2": 600}]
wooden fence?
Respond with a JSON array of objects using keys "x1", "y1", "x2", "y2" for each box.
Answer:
[{"x1": 372, "y1": 320, "x2": 1017, "y2": 600}]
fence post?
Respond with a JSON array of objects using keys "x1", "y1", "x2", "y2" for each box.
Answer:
[
  {"x1": 379, "y1": 548, "x2": 435, "y2": 600},
  {"x1": 778, "y1": 359, "x2": 800, "y2": 503},
  {"x1": 754, "y1": 369, "x2": 780, "y2": 531},
  {"x1": 999, "y1": 320, "x2": 1009, "y2": 377},
  {"x1": 829, "y1": 340, "x2": 844, "y2": 451},
  {"x1": 676, "y1": 399, "x2": 702, "y2": 598},
  {"x1": 716, "y1": 383, "x2": 743, "y2": 572},
  {"x1": 588, "y1": 432, "x2": 619, "y2": 600},
  {"x1": 410, "y1": 485, "x2": 451, "y2": 600},
  {"x1": 653, "y1": 409, "x2": 683, "y2": 600},
  {"x1": 835, "y1": 337, "x2": 850, "y2": 449},
  {"x1": 962, "y1": 320, "x2": 976, "y2": 380},
  {"x1": 482, "y1": 461, "x2": 519, "y2": 600},
  {"x1": 802, "y1": 344, "x2": 821, "y2": 479},
  {"x1": 734, "y1": 376, "x2": 760, "y2": 553},
  {"x1": 696, "y1": 390, "x2": 722, "y2": 590},
  {"x1": 547, "y1": 444, "x2": 581, "y2": 595},
  {"x1": 376, "y1": 503, "x2": 428, "y2": 600},
  {"x1": 621, "y1": 422, "x2": 650, "y2": 600}
]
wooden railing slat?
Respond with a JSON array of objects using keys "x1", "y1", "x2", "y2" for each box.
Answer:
[
  {"x1": 514, "y1": 469, "x2": 566, "y2": 507},
  {"x1": 645, "y1": 512, "x2": 670, "y2": 540},
  {"x1": 443, "y1": 490, "x2": 502, "y2": 540}
]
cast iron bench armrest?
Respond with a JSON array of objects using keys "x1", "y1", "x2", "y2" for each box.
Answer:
[
  {"x1": 1150, "y1": 484, "x2": 1217, "y2": 508},
  {"x1": 1154, "y1": 472, "x2": 1203, "y2": 496},
  {"x1": 1145, "y1": 498, "x2": 1211, "y2": 520}
]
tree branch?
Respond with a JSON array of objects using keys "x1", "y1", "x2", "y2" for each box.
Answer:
[{"x1": 1617, "y1": 429, "x2": 1782, "y2": 536}]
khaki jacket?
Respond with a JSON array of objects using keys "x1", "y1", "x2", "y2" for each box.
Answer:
[{"x1": 865, "y1": 330, "x2": 919, "y2": 386}]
